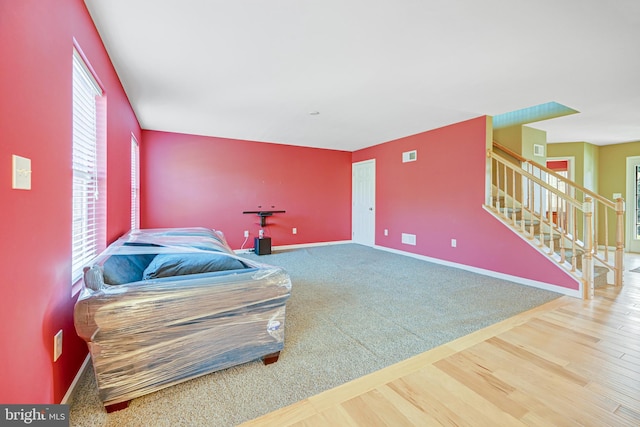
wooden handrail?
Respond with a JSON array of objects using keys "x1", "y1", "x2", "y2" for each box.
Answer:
[
  {"x1": 490, "y1": 150, "x2": 583, "y2": 209},
  {"x1": 493, "y1": 141, "x2": 615, "y2": 209},
  {"x1": 487, "y1": 146, "x2": 625, "y2": 297},
  {"x1": 492, "y1": 141, "x2": 524, "y2": 162}
]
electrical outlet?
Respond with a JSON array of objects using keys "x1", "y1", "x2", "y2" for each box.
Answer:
[
  {"x1": 12, "y1": 155, "x2": 32, "y2": 190},
  {"x1": 384, "y1": 229, "x2": 388, "y2": 236},
  {"x1": 54, "y1": 330, "x2": 63, "y2": 362},
  {"x1": 244, "y1": 230, "x2": 249, "y2": 238},
  {"x1": 292, "y1": 227, "x2": 297, "y2": 235},
  {"x1": 451, "y1": 239, "x2": 457, "y2": 248}
]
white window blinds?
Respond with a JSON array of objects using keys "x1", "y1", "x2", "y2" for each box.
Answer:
[
  {"x1": 71, "y1": 49, "x2": 105, "y2": 283},
  {"x1": 131, "y1": 136, "x2": 140, "y2": 230}
]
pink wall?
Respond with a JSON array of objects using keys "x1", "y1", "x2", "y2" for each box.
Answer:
[
  {"x1": 0, "y1": 0, "x2": 140, "y2": 403},
  {"x1": 353, "y1": 117, "x2": 579, "y2": 290},
  {"x1": 141, "y1": 131, "x2": 352, "y2": 249}
]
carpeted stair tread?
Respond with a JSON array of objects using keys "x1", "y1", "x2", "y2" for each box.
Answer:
[
  {"x1": 516, "y1": 219, "x2": 541, "y2": 234},
  {"x1": 500, "y1": 207, "x2": 523, "y2": 220},
  {"x1": 556, "y1": 248, "x2": 585, "y2": 261},
  {"x1": 516, "y1": 219, "x2": 540, "y2": 226},
  {"x1": 501, "y1": 207, "x2": 522, "y2": 214},
  {"x1": 558, "y1": 248, "x2": 584, "y2": 256},
  {"x1": 542, "y1": 233, "x2": 561, "y2": 243}
]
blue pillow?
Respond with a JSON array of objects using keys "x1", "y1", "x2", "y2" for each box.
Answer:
[
  {"x1": 142, "y1": 253, "x2": 247, "y2": 280},
  {"x1": 103, "y1": 254, "x2": 157, "y2": 285}
]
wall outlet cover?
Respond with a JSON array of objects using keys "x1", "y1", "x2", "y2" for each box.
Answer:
[
  {"x1": 54, "y1": 330, "x2": 63, "y2": 362},
  {"x1": 12, "y1": 155, "x2": 32, "y2": 190}
]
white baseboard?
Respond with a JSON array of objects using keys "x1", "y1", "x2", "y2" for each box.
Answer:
[
  {"x1": 237, "y1": 239, "x2": 580, "y2": 297},
  {"x1": 374, "y1": 245, "x2": 582, "y2": 298},
  {"x1": 61, "y1": 354, "x2": 91, "y2": 404},
  {"x1": 235, "y1": 240, "x2": 352, "y2": 255}
]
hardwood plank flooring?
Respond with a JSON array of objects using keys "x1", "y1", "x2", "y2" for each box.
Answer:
[{"x1": 241, "y1": 254, "x2": 640, "y2": 426}]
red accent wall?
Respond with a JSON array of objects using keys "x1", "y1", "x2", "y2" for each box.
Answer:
[
  {"x1": 141, "y1": 131, "x2": 352, "y2": 248},
  {"x1": 353, "y1": 117, "x2": 578, "y2": 290},
  {"x1": 547, "y1": 160, "x2": 569, "y2": 171},
  {"x1": 0, "y1": 0, "x2": 140, "y2": 403}
]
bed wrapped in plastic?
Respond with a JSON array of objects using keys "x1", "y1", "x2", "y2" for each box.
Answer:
[{"x1": 73, "y1": 227, "x2": 291, "y2": 410}]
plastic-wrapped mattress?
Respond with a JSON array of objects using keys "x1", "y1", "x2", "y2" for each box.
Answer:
[{"x1": 74, "y1": 227, "x2": 291, "y2": 407}]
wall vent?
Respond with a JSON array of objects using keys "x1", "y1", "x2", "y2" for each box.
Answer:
[
  {"x1": 533, "y1": 144, "x2": 545, "y2": 157},
  {"x1": 401, "y1": 233, "x2": 416, "y2": 245},
  {"x1": 402, "y1": 150, "x2": 417, "y2": 163}
]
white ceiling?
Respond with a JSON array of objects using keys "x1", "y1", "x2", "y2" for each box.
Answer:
[{"x1": 84, "y1": 0, "x2": 640, "y2": 151}]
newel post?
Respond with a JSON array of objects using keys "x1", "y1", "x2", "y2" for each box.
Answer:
[
  {"x1": 583, "y1": 197, "x2": 594, "y2": 300},
  {"x1": 615, "y1": 198, "x2": 625, "y2": 287}
]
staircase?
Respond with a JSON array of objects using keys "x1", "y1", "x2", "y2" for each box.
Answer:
[{"x1": 487, "y1": 142, "x2": 625, "y2": 299}]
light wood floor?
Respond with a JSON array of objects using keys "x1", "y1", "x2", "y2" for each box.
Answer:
[{"x1": 241, "y1": 254, "x2": 640, "y2": 426}]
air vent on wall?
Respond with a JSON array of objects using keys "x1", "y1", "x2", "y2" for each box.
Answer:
[
  {"x1": 401, "y1": 233, "x2": 416, "y2": 245},
  {"x1": 402, "y1": 150, "x2": 417, "y2": 163},
  {"x1": 533, "y1": 144, "x2": 545, "y2": 157}
]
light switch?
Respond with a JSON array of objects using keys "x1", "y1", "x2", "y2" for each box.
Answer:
[
  {"x1": 613, "y1": 193, "x2": 622, "y2": 199},
  {"x1": 12, "y1": 155, "x2": 32, "y2": 190}
]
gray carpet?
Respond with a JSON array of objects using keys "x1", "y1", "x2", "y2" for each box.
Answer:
[{"x1": 69, "y1": 244, "x2": 561, "y2": 427}]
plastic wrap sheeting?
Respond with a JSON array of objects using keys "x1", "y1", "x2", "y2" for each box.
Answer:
[{"x1": 73, "y1": 227, "x2": 291, "y2": 406}]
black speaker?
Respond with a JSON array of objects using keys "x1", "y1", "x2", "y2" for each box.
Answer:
[{"x1": 254, "y1": 237, "x2": 272, "y2": 255}]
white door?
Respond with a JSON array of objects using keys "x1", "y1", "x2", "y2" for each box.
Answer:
[
  {"x1": 352, "y1": 160, "x2": 375, "y2": 246},
  {"x1": 627, "y1": 156, "x2": 640, "y2": 253}
]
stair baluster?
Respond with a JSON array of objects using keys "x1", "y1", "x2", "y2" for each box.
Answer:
[{"x1": 487, "y1": 142, "x2": 625, "y2": 299}]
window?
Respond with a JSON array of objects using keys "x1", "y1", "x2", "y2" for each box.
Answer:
[
  {"x1": 131, "y1": 136, "x2": 140, "y2": 230},
  {"x1": 71, "y1": 48, "x2": 105, "y2": 284}
]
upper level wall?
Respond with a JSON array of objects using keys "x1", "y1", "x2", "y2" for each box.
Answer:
[
  {"x1": 599, "y1": 141, "x2": 640, "y2": 246},
  {"x1": 494, "y1": 125, "x2": 547, "y2": 163},
  {"x1": 546, "y1": 141, "x2": 640, "y2": 245},
  {"x1": 522, "y1": 126, "x2": 547, "y2": 163},
  {"x1": 598, "y1": 141, "x2": 640, "y2": 201},
  {"x1": 547, "y1": 141, "x2": 595, "y2": 192},
  {"x1": 584, "y1": 143, "x2": 599, "y2": 193}
]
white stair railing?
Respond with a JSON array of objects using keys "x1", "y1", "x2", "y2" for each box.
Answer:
[{"x1": 488, "y1": 143, "x2": 624, "y2": 299}]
